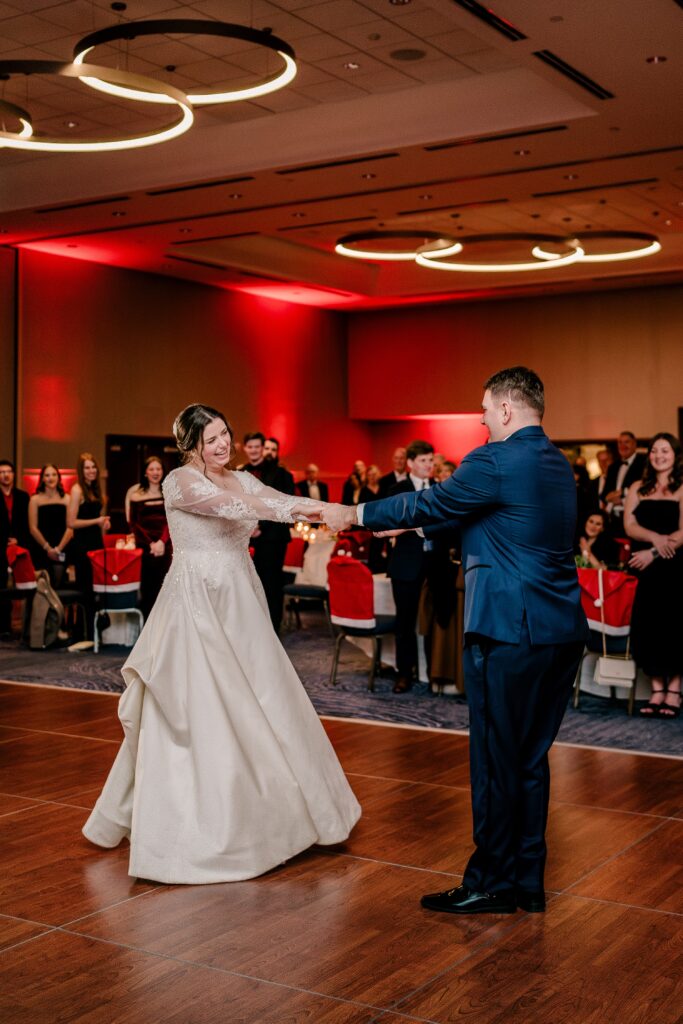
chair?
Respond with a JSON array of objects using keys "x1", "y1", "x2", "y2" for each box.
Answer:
[
  {"x1": 327, "y1": 556, "x2": 396, "y2": 691},
  {"x1": 334, "y1": 529, "x2": 373, "y2": 563},
  {"x1": 0, "y1": 545, "x2": 37, "y2": 640},
  {"x1": 88, "y1": 547, "x2": 144, "y2": 653},
  {"x1": 574, "y1": 567, "x2": 639, "y2": 714}
]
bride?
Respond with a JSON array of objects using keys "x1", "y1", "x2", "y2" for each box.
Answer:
[{"x1": 83, "y1": 403, "x2": 360, "y2": 883}]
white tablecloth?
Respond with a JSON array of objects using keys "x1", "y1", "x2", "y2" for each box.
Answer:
[{"x1": 294, "y1": 534, "x2": 336, "y2": 587}]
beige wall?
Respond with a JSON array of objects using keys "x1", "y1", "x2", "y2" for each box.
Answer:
[
  {"x1": 17, "y1": 251, "x2": 372, "y2": 483},
  {"x1": 347, "y1": 284, "x2": 683, "y2": 439}
]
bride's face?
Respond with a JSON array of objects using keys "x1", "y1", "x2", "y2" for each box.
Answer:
[{"x1": 199, "y1": 418, "x2": 232, "y2": 470}]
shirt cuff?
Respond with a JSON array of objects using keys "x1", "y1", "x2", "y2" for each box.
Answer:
[
  {"x1": 357, "y1": 503, "x2": 365, "y2": 526},
  {"x1": 416, "y1": 528, "x2": 425, "y2": 538}
]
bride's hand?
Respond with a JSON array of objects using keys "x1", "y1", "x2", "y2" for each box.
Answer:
[{"x1": 293, "y1": 500, "x2": 325, "y2": 522}]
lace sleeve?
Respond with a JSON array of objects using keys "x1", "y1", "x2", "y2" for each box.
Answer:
[
  {"x1": 163, "y1": 467, "x2": 317, "y2": 524},
  {"x1": 236, "y1": 471, "x2": 322, "y2": 522}
]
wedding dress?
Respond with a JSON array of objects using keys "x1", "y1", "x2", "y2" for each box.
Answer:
[{"x1": 83, "y1": 465, "x2": 360, "y2": 883}]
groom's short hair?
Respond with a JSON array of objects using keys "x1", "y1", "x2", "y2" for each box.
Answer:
[{"x1": 484, "y1": 366, "x2": 545, "y2": 417}]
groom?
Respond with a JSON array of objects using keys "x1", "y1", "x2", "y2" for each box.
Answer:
[{"x1": 322, "y1": 367, "x2": 587, "y2": 914}]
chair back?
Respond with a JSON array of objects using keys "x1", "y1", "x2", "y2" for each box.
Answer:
[
  {"x1": 614, "y1": 537, "x2": 632, "y2": 563},
  {"x1": 577, "y1": 567, "x2": 638, "y2": 635},
  {"x1": 6, "y1": 545, "x2": 37, "y2": 591},
  {"x1": 327, "y1": 556, "x2": 375, "y2": 628},
  {"x1": 88, "y1": 548, "x2": 142, "y2": 609},
  {"x1": 283, "y1": 537, "x2": 305, "y2": 572},
  {"x1": 335, "y1": 529, "x2": 372, "y2": 562}
]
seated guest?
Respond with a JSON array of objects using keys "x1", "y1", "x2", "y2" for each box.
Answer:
[
  {"x1": 296, "y1": 463, "x2": 329, "y2": 502},
  {"x1": 604, "y1": 431, "x2": 647, "y2": 530},
  {"x1": 126, "y1": 457, "x2": 171, "y2": 619},
  {"x1": 359, "y1": 464, "x2": 382, "y2": 503},
  {"x1": 440, "y1": 460, "x2": 457, "y2": 480},
  {"x1": 589, "y1": 449, "x2": 614, "y2": 509},
  {"x1": 28, "y1": 464, "x2": 73, "y2": 587},
  {"x1": 341, "y1": 461, "x2": 367, "y2": 506},
  {"x1": 575, "y1": 511, "x2": 620, "y2": 568},
  {"x1": 0, "y1": 459, "x2": 31, "y2": 636},
  {"x1": 432, "y1": 453, "x2": 446, "y2": 482},
  {"x1": 379, "y1": 448, "x2": 407, "y2": 497},
  {"x1": 67, "y1": 453, "x2": 110, "y2": 605}
]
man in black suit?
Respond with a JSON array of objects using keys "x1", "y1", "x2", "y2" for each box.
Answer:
[
  {"x1": 386, "y1": 440, "x2": 435, "y2": 693},
  {"x1": 379, "y1": 447, "x2": 407, "y2": 498},
  {"x1": 0, "y1": 459, "x2": 31, "y2": 636},
  {"x1": 588, "y1": 448, "x2": 614, "y2": 510},
  {"x1": 296, "y1": 464, "x2": 329, "y2": 503},
  {"x1": 603, "y1": 431, "x2": 647, "y2": 530},
  {"x1": 241, "y1": 433, "x2": 295, "y2": 632}
]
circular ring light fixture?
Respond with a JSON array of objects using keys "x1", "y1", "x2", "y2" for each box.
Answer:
[
  {"x1": 336, "y1": 230, "x2": 462, "y2": 262},
  {"x1": 0, "y1": 98, "x2": 33, "y2": 140},
  {"x1": 533, "y1": 231, "x2": 661, "y2": 264},
  {"x1": 0, "y1": 61, "x2": 193, "y2": 152},
  {"x1": 73, "y1": 20, "x2": 297, "y2": 106},
  {"x1": 416, "y1": 233, "x2": 583, "y2": 272}
]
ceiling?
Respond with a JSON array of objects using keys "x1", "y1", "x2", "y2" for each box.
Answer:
[{"x1": 0, "y1": 0, "x2": 682, "y2": 308}]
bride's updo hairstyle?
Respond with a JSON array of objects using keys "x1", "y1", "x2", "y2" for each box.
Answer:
[{"x1": 173, "y1": 404, "x2": 233, "y2": 464}]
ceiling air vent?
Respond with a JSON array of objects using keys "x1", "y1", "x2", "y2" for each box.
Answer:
[
  {"x1": 36, "y1": 196, "x2": 130, "y2": 214},
  {"x1": 533, "y1": 51, "x2": 614, "y2": 99},
  {"x1": 276, "y1": 153, "x2": 399, "y2": 176},
  {"x1": 279, "y1": 215, "x2": 375, "y2": 232},
  {"x1": 146, "y1": 177, "x2": 254, "y2": 196},
  {"x1": 451, "y1": 1, "x2": 526, "y2": 42},
  {"x1": 426, "y1": 125, "x2": 567, "y2": 152},
  {"x1": 532, "y1": 177, "x2": 658, "y2": 198}
]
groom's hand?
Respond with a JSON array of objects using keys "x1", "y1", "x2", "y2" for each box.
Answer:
[{"x1": 323, "y1": 503, "x2": 358, "y2": 532}]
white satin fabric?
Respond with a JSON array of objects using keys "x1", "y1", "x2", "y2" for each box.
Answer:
[{"x1": 83, "y1": 466, "x2": 360, "y2": 883}]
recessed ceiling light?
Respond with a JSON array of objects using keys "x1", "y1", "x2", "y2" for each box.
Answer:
[
  {"x1": 389, "y1": 0, "x2": 412, "y2": 6},
  {"x1": 179, "y1": 227, "x2": 192, "y2": 234},
  {"x1": 64, "y1": 120, "x2": 79, "y2": 128},
  {"x1": 292, "y1": 212, "x2": 306, "y2": 218},
  {"x1": 646, "y1": 56, "x2": 667, "y2": 63},
  {"x1": 564, "y1": 173, "x2": 578, "y2": 180},
  {"x1": 665, "y1": 219, "x2": 672, "y2": 226},
  {"x1": 165, "y1": 65, "x2": 176, "y2": 72},
  {"x1": 418, "y1": 194, "x2": 432, "y2": 200},
  {"x1": 368, "y1": 33, "x2": 381, "y2": 41},
  {"x1": 111, "y1": 210, "x2": 126, "y2": 217},
  {"x1": 515, "y1": 149, "x2": 530, "y2": 155},
  {"x1": 530, "y1": 213, "x2": 541, "y2": 219},
  {"x1": 111, "y1": 2, "x2": 127, "y2": 10},
  {"x1": 562, "y1": 216, "x2": 572, "y2": 222},
  {"x1": 343, "y1": 61, "x2": 360, "y2": 70},
  {"x1": 229, "y1": 193, "x2": 242, "y2": 199},
  {"x1": 450, "y1": 213, "x2": 460, "y2": 219},
  {"x1": 361, "y1": 173, "x2": 376, "y2": 179}
]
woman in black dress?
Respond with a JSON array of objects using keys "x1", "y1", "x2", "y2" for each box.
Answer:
[
  {"x1": 67, "y1": 453, "x2": 110, "y2": 618},
  {"x1": 28, "y1": 464, "x2": 73, "y2": 587},
  {"x1": 624, "y1": 433, "x2": 683, "y2": 718},
  {"x1": 125, "y1": 456, "x2": 171, "y2": 618},
  {"x1": 575, "y1": 510, "x2": 620, "y2": 568}
]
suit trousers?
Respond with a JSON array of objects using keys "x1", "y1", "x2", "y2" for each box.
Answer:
[
  {"x1": 391, "y1": 577, "x2": 425, "y2": 679},
  {"x1": 252, "y1": 539, "x2": 289, "y2": 632},
  {"x1": 462, "y1": 621, "x2": 583, "y2": 895}
]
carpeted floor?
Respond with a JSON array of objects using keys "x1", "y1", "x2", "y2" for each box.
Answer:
[{"x1": 1, "y1": 616, "x2": 681, "y2": 757}]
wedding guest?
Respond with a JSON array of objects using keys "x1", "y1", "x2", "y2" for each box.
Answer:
[
  {"x1": 604, "y1": 431, "x2": 647, "y2": 529},
  {"x1": 589, "y1": 449, "x2": 614, "y2": 509},
  {"x1": 573, "y1": 463, "x2": 594, "y2": 544},
  {"x1": 440, "y1": 460, "x2": 457, "y2": 480},
  {"x1": 67, "y1": 453, "x2": 110, "y2": 610},
  {"x1": 0, "y1": 459, "x2": 31, "y2": 636},
  {"x1": 359, "y1": 464, "x2": 382, "y2": 503},
  {"x1": 28, "y1": 464, "x2": 73, "y2": 587},
  {"x1": 386, "y1": 440, "x2": 435, "y2": 693},
  {"x1": 432, "y1": 453, "x2": 446, "y2": 482},
  {"x1": 625, "y1": 433, "x2": 683, "y2": 718},
  {"x1": 341, "y1": 461, "x2": 367, "y2": 506},
  {"x1": 379, "y1": 448, "x2": 407, "y2": 497},
  {"x1": 242, "y1": 431, "x2": 295, "y2": 631},
  {"x1": 575, "y1": 511, "x2": 619, "y2": 568},
  {"x1": 126, "y1": 457, "x2": 171, "y2": 619},
  {"x1": 296, "y1": 464, "x2": 329, "y2": 503}
]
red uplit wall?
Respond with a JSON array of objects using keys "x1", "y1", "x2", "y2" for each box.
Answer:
[
  {"x1": 17, "y1": 251, "x2": 372, "y2": 493},
  {"x1": 368, "y1": 416, "x2": 488, "y2": 468}
]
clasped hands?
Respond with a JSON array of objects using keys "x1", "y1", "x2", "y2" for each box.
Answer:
[
  {"x1": 294, "y1": 501, "x2": 358, "y2": 533},
  {"x1": 628, "y1": 533, "x2": 677, "y2": 570}
]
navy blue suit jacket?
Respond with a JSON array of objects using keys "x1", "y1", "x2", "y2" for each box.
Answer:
[{"x1": 362, "y1": 426, "x2": 587, "y2": 647}]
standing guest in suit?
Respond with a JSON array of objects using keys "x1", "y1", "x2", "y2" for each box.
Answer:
[
  {"x1": 296, "y1": 464, "x2": 329, "y2": 503},
  {"x1": 379, "y1": 448, "x2": 407, "y2": 497},
  {"x1": 385, "y1": 440, "x2": 435, "y2": 693},
  {"x1": 604, "y1": 432, "x2": 647, "y2": 530},
  {"x1": 322, "y1": 367, "x2": 587, "y2": 914},
  {"x1": 0, "y1": 459, "x2": 31, "y2": 636},
  {"x1": 589, "y1": 449, "x2": 614, "y2": 509},
  {"x1": 242, "y1": 432, "x2": 295, "y2": 631}
]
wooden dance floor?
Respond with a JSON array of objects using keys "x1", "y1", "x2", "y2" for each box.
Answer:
[{"x1": 0, "y1": 680, "x2": 681, "y2": 1023}]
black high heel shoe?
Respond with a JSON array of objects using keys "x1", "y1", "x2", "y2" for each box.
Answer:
[
  {"x1": 639, "y1": 686, "x2": 666, "y2": 717},
  {"x1": 659, "y1": 689, "x2": 681, "y2": 719}
]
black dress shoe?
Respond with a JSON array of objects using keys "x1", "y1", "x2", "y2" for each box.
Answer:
[
  {"x1": 420, "y1": 884, "x2": 517, "y2": 915},
  {"x1": 393, "y1": 676, "x2": 413, "y2": 693},
  {"x1": 516, "y1": 889, "x2": 546, "y2": 913}
]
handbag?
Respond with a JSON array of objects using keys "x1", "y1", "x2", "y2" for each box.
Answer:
[{"x1": 592, "y1": 568, "x2": 637, "y2": 686}]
